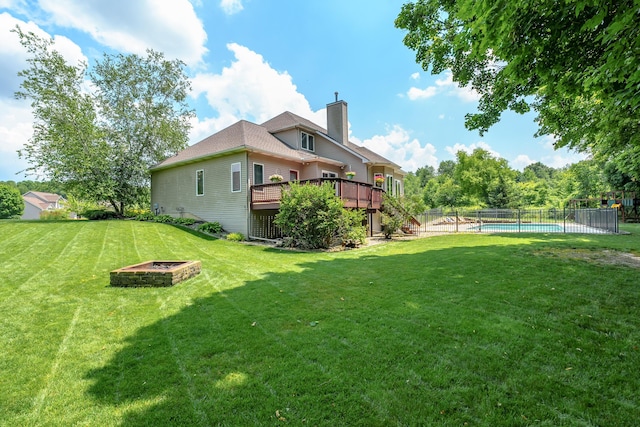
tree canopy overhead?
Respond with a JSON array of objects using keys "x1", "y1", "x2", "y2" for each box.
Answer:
[
  {"x1": 395, "y1": 1, "x2": 640, "y2": 178},
  {"x1": 14, "y1": 27, "x2": 194, "y2": 215}
]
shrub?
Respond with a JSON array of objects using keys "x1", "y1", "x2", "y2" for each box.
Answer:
[
  {"x1": 82, "y1": 209, "x2": 119, "y2": 220},
  {"x1": 153, "y1": 214, "x2": 174, "y2": 223},
  {"x1": 134, "y1": 212, "x2": 156, "y2": 221},
  {"x1": 198, "y1": 222, "x2": 223, "y2": 234},
  {"x1": 339, "y1": 208, "x2": 367, "y2": 247},
  {"x1": 0, "y1": 184, "x2": 24, "y2": 219},
  {"x1": 381, "y1": 193, "x2": 409, "y2": 239},
  {"x1": 125, "y1": 207, "x2": 150, "y2": 218},
  {"x1": 40, "y1": 210, "x2": 69, "y2": 220},
  {"x1": 275, "y1": 182, "x2": 350, "y2": 249},
  {"x1": 173, "y1": 217, "x2": 196, "y2": 226},
  {"x1": 226, "y1": 232, "x2": 244, "y2": 242}
]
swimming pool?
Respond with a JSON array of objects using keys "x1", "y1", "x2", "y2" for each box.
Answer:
[{"x1": 470, "y1": 223, "x2": 564, "y2": 232}]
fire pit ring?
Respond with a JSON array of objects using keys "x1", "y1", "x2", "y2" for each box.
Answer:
[{"x1": 110, "y1": 260, "x2": 201, "y2": 287}]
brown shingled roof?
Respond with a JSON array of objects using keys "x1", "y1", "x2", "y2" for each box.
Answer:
[
  {"x1": 22, "y1": 191, "x2": 64, "y2": 211},
  {"x1": 261, "y1": 111, "x2": 324, "y2": 134},
  {"x1": 153, "y1": 111, "x2": 404, "y2": 172},
  {"x1": 152, "y1": 120, "x2": 316, "y2": 170}
]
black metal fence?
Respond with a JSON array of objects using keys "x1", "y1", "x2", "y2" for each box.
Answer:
[{"x1": 414, "y1": 208, "x2": 618, "y2": 234}]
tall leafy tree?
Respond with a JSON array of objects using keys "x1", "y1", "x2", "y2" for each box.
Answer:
[
  {"x1": 14, "y1": 27, "x2": 194, "y2": 215},
  {"x1": 454, "y1": 148, "x2": 515, "y2": 206},
  {"x1": 0, "y1": 184, "x2": 25, "y2": 219},
  {"x1": 396, "y1": 1, "x2": 640, "y2": 179}
]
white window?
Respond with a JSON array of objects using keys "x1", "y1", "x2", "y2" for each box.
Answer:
[
  {"x1": 301, "y1": 132, "x2": 315, "y2": 151},
  {"x1": 196, "y1": 170, "x2": 204, "y2": 196},
  {"x1": 253, "y1": 163, "x2": 264, "y2": 185},
  {"x1": 386, "y1": 175, "x2": 394, "y2": 195},
  {"x1": 231, "y1": 162, "x2": 241, "y2": 192},
  {"x1": 322, "y1": 171, "x2": 338, "y2": 178},
  {"x1": 395, "y1": 179, "x2": 402, "y2": 196}
]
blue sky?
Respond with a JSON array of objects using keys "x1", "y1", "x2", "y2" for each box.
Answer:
[{"x1": 0, "y1": 0, "x2": 585, "y2": 182}]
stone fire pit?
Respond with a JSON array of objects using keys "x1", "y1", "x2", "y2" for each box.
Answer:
[{"x1": 110, "y1": 260, "x2": 201, "y2": 287}]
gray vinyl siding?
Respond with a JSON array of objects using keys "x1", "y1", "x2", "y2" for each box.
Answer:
[
  {"x1": 151, "y1": 152, "x2": 249, "y2": 235},
  {"x1": 21, "y1": 202, "x2": 41, "y2": 220},
  {"x1": 248, "y1": 153, "x2": 303, "y2": 183},
  {"x1": 273, "y1": 129, "x2": 298, "y2": 149},
  {"x1": 313, "y1": 135, "x2": 367, "y2": 180}
]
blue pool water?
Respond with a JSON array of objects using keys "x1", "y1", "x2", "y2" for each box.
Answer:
[{"x1": 470, "y1": 223, "x2": 563, "y2": 232}]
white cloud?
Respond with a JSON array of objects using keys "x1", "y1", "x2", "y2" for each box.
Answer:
[
  {"x1": 0, "y1": 13, "x2": 87, "y2": 96},
  {"x1": 353, "y1": 125, "x2": 437, "y2": 172},
  {"x1": 536, "y1": 134, "x2": 588, "y2": 168},
  {"x1": 0, "y1": 14, "x2": 89, "y2": 180},
  {"x1": 445, "y1": 141, "x2": 501, "y2": 159},
  {"x1": 407, "y1": 86, "x2": 437, "y2": 100},
  {"x1": 438, "y1": 114, "x2": 445, "y2": 120},
  {"x1": 0, "y1": 97, "x2": 33, "y2": 179},
  {"x1": 220, "y1": 0, "x2": 243, "y2": 15},
  {"x1": 541, "y1": 151, "x2": 588, "y2": 169},
  {"x1": 189, "y1": 43, "x2": 325, "y2": 142},
  {"x1": 407, "y1": 71, "x2": 481, "y2": 103},
  {"x1": 38, "y1": 0, "x2": 208, "y2": 66},
  {"x1": 410, "y1": 72, "x2": 420, "y2": 80},
  {"x1": 512, "y1": 154, "x2": 535, "y2": 170},
  {"x1": 0, "y1": 0, "x2": 20, "y2": 9}
]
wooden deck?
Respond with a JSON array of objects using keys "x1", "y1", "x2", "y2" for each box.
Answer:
[{"x1": 251, "y1": 178, "x2": 383, "y2": 211}]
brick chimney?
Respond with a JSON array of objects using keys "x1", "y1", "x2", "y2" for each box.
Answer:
[{"x1": 327, "y1": 93, "x2": 348, "y2": 144}]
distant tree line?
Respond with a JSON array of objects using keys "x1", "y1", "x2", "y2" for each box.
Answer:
[
  {"x1": 0, "y1": 180, "x2": 66, "y2": 197},
  {"x1": 403, "y1": 148, "x2": 639, "y2": 211}
]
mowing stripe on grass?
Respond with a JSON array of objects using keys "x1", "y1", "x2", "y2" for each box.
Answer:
[
  {"x1": 0, "y1": 225, "x2": 64, "y2": 295},
  {"x1": 159, "y1": 315, "x2": 210, "y2": 425},
  {"x1": 29, "y1": 305, "x2": 81, "y2": 421}
]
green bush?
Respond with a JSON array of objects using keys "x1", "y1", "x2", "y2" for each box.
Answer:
[
  {"x1": 40, "y1": 210, "x2": 69, "y2": 220},
  {"x1": 0, "y1": 184, "x2": 24, "y2": 219},
  {"x1": 275, "y1": 182, "x2": 351, "y2": 249},
  {"x1": 153, "y1": 214, "x2": 174, "y2": 223},
  {"x1": 381, "y1": 193, "x2": 410, "y2": 239},
  {"x1": 82, "y1": 209, "x2": 119, "y2": 220},
  {"x1": 226, "y1": 232, "x2": 244, "y2": 242},
  {"x1": 134, "y1": 212, "x2": 156, "y2": 221},
  {"x1": 173, "y1": 217, "x2": 196, "y2": 226},
  {"x1": 339, "y1": 208, "x2": 367, "y2": 247},
  {"x1": 198, "y1": 222, "x2": 223, "y2": 234},
  {"x1": 125, "y1": 207, "x2": 150, "y2": 218}
]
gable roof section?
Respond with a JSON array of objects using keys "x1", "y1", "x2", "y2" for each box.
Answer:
[
  {"x1": 22, "y1": 191, "x2": 64, "y2": 211},
  {"x1": 262, "y1": 111, "x2": 324, "y2": 134},
  {"x1": 24, "y1": 191, "x2": 63, "y2": 203},
  {"x1": 263, "y1": 111, "x2": 404, "y2": 172},
  {"x1": 345, "y1": 141, "x2": 405, "y2": 173},
  {"x1": 152, "y1": 120, "x2": 317, "y2": 171},
  {"x1": 153, "y1": 111, "x2": 405, "y2": 173}
]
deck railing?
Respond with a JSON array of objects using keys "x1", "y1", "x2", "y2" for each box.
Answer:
[{"x1": 251, "y1": 178, "x2": 383, "y2": 210}]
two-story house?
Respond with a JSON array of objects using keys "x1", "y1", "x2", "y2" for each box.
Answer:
[
  {"x1": 150, "y1": 98, "x2": 406, "y2": 239},
  {"x1": 21, "y1": 191, "x2": 66, "y2": 220}
]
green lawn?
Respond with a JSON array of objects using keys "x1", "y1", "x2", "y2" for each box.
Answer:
[{"x1": 1, "y1": 220, "x2": 640, "y2": 426}]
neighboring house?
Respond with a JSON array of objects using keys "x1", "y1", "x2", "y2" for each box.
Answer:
[
  {"x1": 150, "y1": 99, "x2": 406, "y2": 239},
  {"x1": 21, "y1": 191, "x2": 66, "y2": 220}
]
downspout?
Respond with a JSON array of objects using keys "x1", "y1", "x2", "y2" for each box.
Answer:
[{"x1": 245, "y1": 152, "x2": 251, "y2": 239}]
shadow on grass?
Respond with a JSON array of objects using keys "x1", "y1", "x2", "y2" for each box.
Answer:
[
  {"x1": 167, "y1": 223, "x2": 219, "y2": 241},
  {"x1": 85, "y1": 238, "x2": 640, "y2": 426}
]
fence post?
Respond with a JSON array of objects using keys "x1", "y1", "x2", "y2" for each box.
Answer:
[
  {"x1": 563, "y1": 207, "x2": 566, "y2": 233},
  {"x1": 517, "y1": 209, "x2": 521, "y2": 232},
  {"x1": 455, "y1": 210, "x2": 459, "y2": 233}
]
